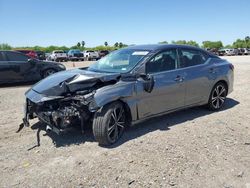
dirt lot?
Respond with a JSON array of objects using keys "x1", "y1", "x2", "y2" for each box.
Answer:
[{"x1": 0, "y1": 56, "x2": 249, "y2": 188}]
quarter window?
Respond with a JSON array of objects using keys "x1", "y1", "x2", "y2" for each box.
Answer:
[
  {"x1": 179, "y1": 49, "x2": 208, "y2": 68},
  {"x1": 5, "y1": 51, "x2": 29, "y2": 61},
  {"x1": 146, "y1": 49, "x2": 177, "y2": 73}
]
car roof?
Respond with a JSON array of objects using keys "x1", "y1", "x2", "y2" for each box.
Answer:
[
  {"x1": 0, "y1": 50, "x2": 26, "y2": 53},
  {"x1": 124, "y1": 44, "x2": 206, "y2": 52},
  {"x1": 16, "y1": 49, "x2": 34, "y2": 52}
]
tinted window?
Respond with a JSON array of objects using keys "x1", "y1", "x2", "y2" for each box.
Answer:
[
  {"x1": 0, "y1": 53, "x2": 5, "y2": 61},
  {"x1": 179, "y1": 49, "x2": 208, "y2": 68},
  {"x1": 6, "y1": 51, "x2": 29, "y2": 61},
  {"x1": 54, "y1": 51, "x2": 64, "y2": 53},
  {"x1": 146, "y1": 49, "x2": 177, "y2": 73}
]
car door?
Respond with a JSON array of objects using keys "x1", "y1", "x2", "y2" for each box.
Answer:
[
  {"x1": 5, "y1": 51, "x2": 40, "y2": 82},
  {"x1": 178, "y1": 48, "x2": 213, "y2": 106},
  {"x1": 136, "y1": 49, "x2": 186, "y2": 119},
  {"x1": 0, "y1": 52, "x2": 13, "y2": 83}
]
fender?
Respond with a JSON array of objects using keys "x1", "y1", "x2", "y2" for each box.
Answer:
[{"x1": 91, "y1": 80, "x2": 138, "y2": 121}]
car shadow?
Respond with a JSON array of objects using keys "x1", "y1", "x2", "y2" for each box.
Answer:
[
  {"x1": 28, "y1": 122, "x2": 95, "y2": 149},
  {"x1": 0, "y1": 81, "x2": 37, "y2": 88},
  {"x1": 26, "y1": 98, "x2": 239, "y2": 149},
  {"x1": 108, "y1": 97, "x2": 239, "y2": 148}
]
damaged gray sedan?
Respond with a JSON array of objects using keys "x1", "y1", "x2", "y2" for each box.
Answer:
[{"x1": 23, "y1": 44, "x2": 234, "y2": 145}]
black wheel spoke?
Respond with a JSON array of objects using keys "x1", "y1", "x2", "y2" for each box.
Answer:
[
  {"x1": 107, "y1": 105, "x2": 125, "y2": 142},
  {"x1": 211, "y1": 84, "x2": 226, "y2": 109}
]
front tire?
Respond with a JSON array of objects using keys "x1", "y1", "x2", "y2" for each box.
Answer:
[
  {"x1": 42, "y1": 69, "x2": 56, "y2": 78},
  {"x1": 207, "y1": 82, "x2": 227, "y2": 110},
  {"x1": 93, "y1": 102, "x2": 126, "y2": 146}
]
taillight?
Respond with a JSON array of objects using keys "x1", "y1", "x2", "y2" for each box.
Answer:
[{"x1": 229, "y1": 63, "x2": 234, "y2": 71}]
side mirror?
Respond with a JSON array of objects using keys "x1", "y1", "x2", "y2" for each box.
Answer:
[{"x1": 139, "y1": 73, "x2": 154, "y2": 93}]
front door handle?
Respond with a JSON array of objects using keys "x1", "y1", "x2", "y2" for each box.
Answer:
[
  {"x1": 209, "y1": 68, "x2": 216, "y2": 74},
  {"x1": 174, "y1": 75, "x2": 184, "y2": 82}
]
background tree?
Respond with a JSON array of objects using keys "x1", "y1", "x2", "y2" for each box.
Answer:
[
  {"x1": 114, "y1": 42, "x2": 119, "y2": 48},
  {"x1": 171, "y1": 40, "x2": 199, "y2": 47},
  {"x1": 81, "y1": 41, "x2": 85, "y2": 48},
  {"x1": 232, "y1": 39, "x2": 246, "y2": 48},
  {"x1": 118, "y1": 42, "x2": 123, "y2": 48},
  {"x1": 158, "y1": 41, "x2": 168, "y2": 44},
  {"x1": 0, "y1": 43, "x2": 12, "y2": 50},
  {"x1": 104, "y1": 42, "x2": 108, "y2": 46},
  {"x1": 186, "y1": 40, "x2": 199, "y2": 47},
  {"x1": 77, "y1": 42, "x2": 81, "y2": 48},
  {"x1": 202, "y1": 41, "x2": 223, "y2": 49},
  {"x1": 245, "y1": 36, "x2": 250, "y2": 48}
]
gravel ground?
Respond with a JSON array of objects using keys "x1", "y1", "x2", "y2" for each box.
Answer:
[{"x1": 0, "y1": 56, "x2": 249, "y2": 188}]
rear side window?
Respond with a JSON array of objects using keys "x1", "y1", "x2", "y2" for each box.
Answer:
[
  {"x1": 179, "y1": 49, "x2": 209, "y2": 68},
  {"x1": 5, "y1": 51, "x2": 29, "y2": 61},
  {"x1": 0, "y1": 53, "x2": 5, "y2": 61}
]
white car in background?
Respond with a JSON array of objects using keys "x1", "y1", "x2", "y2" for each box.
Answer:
[
  {"x1": 83, "y1": 50, "x2": 100, "y2": 61},
  {"x1": 47, "y1": 50, "x2": 68, "y2": 62},
  {"x1": 223, "y1": 49, "x2": 237, "y2": 56},
  {"x1": 243, "y1": 48, "x2": 250, "y2": 55}
]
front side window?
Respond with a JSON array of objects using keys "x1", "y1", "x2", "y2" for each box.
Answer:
[
  {"x1": 179, "y1": 49, "x2": 208, "y2": 68},
  {"x1": 5, "y1": 51, "x2": 29, "y2": 61},
  {"x1": 88, "y1": 49, "x2": 149, "y2": 73},
  {"x1": 146, "y1": 49, "x2": 177, "y2": 74}
]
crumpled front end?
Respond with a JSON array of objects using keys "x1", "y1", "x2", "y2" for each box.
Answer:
[{"x1": 23, "y1": 88, "x2": 98, "y2": 134}]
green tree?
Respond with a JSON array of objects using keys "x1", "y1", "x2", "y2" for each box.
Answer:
[
  {"x1": 171, "y1": 40, "x2": 199, "y2": 47},
  {"x1": 0, "y1": 43, "x2": 12, "y2": 50},
  {"x1": 202, "y1": 41, "x2": 223, "y2": 49},
  {"x1": 114, "y1": 42, "x2": 119, "y2": 47},
  {"x1": 186, "y1": 40, "x2": 199, "y2": 47},
  {"x1": 104, "y1": 42, "x2": 108, "y2": 46},
  {"x1": 118, "y1": 42, "x2": 123, "y2": 48},
  {"x1": 158, "y1": 41, "x2": 168, "y2": 44},
  {"x1": 232, "y1": 39, "x2": 246, "y2": 48},
  {"x1": 245, "y1": 36, "x2": 250, "y2": 43},
  {"x1": 77, "y1": 42, "x2": 81, "y2": 48},
  {"x1": 81, "y1": 41, "x2": 85, "y2": 48},
  {"x1": 245, "y1": 36, "x2": 250, "y2": 48}
]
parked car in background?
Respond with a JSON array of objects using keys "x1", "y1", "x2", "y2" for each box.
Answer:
[
  {"x1": 218, "y1": 49, "x2": 225, "y2": 56},
  {"x1": 47, "y1": 50, "x2": 68, "y2": 62},
  {"x1": 68, "y1": 49, "x2": 84, "y2": 61},
  {"x1": 83, "y1": 50, "x2": 99, "y2": 61},
  {"x1": 205, "y1": 48, "x2": 218, "y2": 55},
  {"x1": 99, "y1": 50, "x2": 109, "y2": 58},
  {"x1": 243, "y1": 48, "x2": 250, "y2": 55},
  {"x1": 0, "y1": 50, "x2": 66, "y2": 84},
  {"x1": 16, "y1": 50, "x2": 38, "y2": 59},
  {"x1": 218, "y1": 49, "x2": 236, "y2": 56},
  {"x1": 23, "y1": 44, "x2": 234, "y2": 145},
  {"x1": 45, "y1": 53, "x2": 51, "y2": 59},
  {"x1": 36, "y1": 51, "x2": 46, "y2": 60},
  {"x1": 237, "y1": 48, "x2": 245, "y2": 55}
]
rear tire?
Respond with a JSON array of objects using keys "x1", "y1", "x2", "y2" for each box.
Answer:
[
  {"x1": 207, "y1": 82, "x2": 227, "y2": 110},
  {"x1": 93, "y1": 102, "x2": 126, "y2": 146}
]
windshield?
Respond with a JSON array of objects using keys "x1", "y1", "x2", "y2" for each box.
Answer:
[
  {"x1": 71, "y1": 50, "x2": 81, "y2": 53},
  {"x1": 88, "y1": 49, "x2": 149, "y2": 73}
]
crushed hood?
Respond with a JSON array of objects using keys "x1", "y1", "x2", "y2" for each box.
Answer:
[{"x1": 31, "y1": 68, "x2": 121, "y2": 96}]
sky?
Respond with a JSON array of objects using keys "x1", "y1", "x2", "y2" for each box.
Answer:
[{"x1": 0, "y1": 0, "x2": 249, "y2": 47}]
